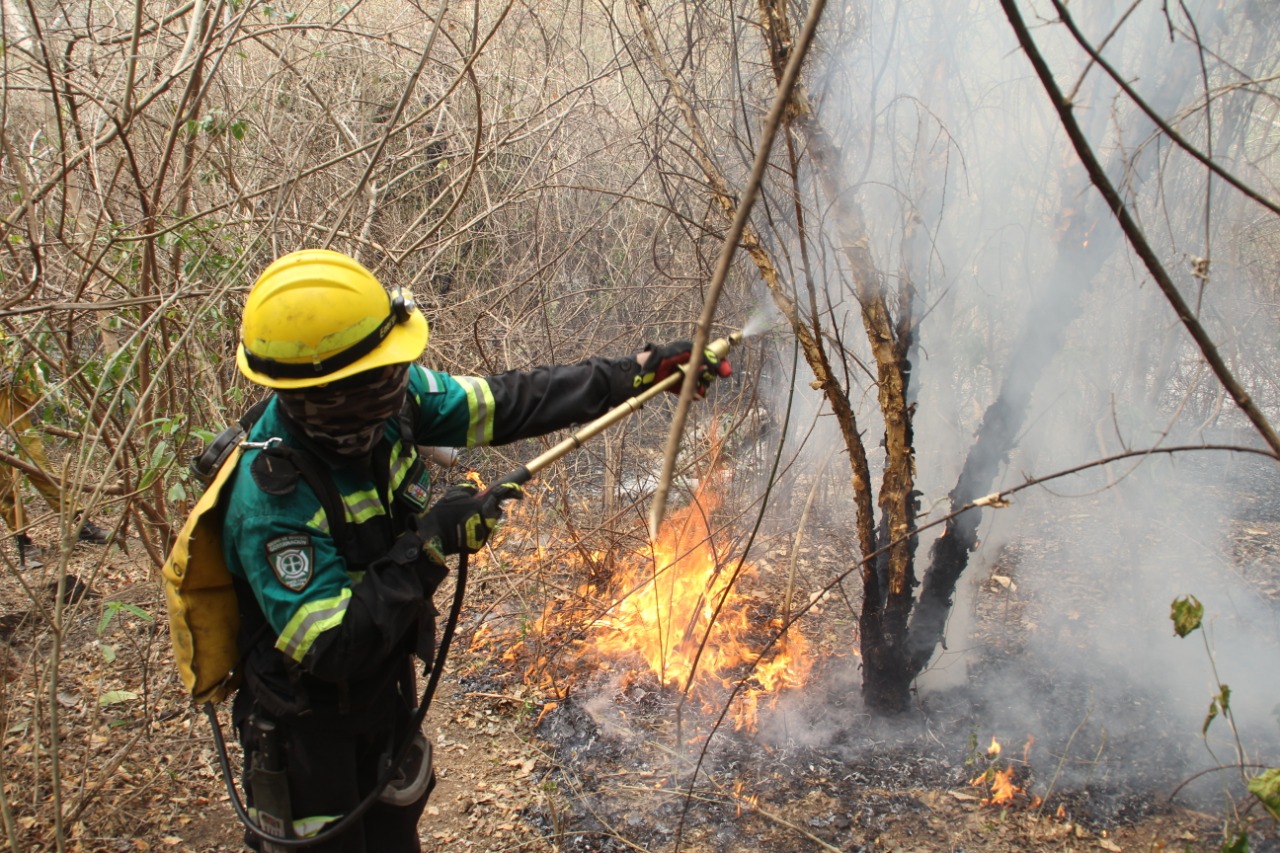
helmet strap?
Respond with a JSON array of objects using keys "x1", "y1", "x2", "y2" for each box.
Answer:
[{"x1": 245, "y1": 292, "x2": 415, "y2": 381}]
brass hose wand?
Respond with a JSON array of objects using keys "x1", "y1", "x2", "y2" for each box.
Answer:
[{"x1": 484, "y1": 332, "x2": 744, "y2": 494}]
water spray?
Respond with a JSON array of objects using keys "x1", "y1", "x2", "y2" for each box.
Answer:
[
  {"x1": 483, "y1": 331, "x2": 746, "y2": 496},
  {"x1": 739, "y1": 311, "x2": 777, "y2": 340}
]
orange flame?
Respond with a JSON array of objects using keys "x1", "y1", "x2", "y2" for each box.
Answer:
[
  {"x1": 470, "y1": 462, "x2": 813, "y2": 733},
  {"x1": 584, "y1": 481, "x2": 811, "y2": 730},
  {"x1": 988, "y1": 767, "x2": 1018, "y2": 804},
  {"x1": 970, "y1": 734, "x2": 1039, "y2": 808}
]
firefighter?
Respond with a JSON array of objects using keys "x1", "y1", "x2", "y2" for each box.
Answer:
[
  {"x1": 1, "y1": 328, "x2": 111, "y2": 570},
  {"x1": 225, "y1": 248, "x2": 729, "y2": 852}
]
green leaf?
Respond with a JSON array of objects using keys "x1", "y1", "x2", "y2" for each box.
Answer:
[
  {"x1": 98, "y1": 600, "x2": 152, "y2": 636},
  {"x1": 150, "y1": 439, "x2": 171, "y2": 469},
  {"x1": 1248, "y1": 768, "x2": 1280, "y2": 820},
  {"x1": 100, "y1": 644, "x2": 117, "y2": 664},
  {"x1": 98, "y1": 690, "x2": 139, "y2": 706},
  {"x1": 1171, "y1": 595, "x2": 1203, "y2": 638},
  {"x1": 1221, "y1": 831, "x2": 1249, "y2": 853},
  {"x1": 1203, "y1": 684, "x2": 1229, "y2": 736},
  {"x1": 119, "y1": 603, "x2": 153, "y2": 622},
  {"x1": 1204, "y1": 696, "x2": 1221, "y2": 735},
  {"x1": 140, "y1": 440, "x2": 175, "y2": 489},
  {"x1": 97, "y1": 601, "x2": 121, "y2": 635}
]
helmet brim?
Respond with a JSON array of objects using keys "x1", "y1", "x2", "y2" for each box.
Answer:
[{"x1": 236, "y1": 309, "x2": 429, "y2": 390}]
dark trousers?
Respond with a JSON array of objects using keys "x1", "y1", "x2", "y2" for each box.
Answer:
[{"x1": 236, "y1": 690, "x2": 432, "y2": 853}]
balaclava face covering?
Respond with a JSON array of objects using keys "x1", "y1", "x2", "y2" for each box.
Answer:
[{"x1": 276, "y1": 362, "x2": 410, "y2": 458}]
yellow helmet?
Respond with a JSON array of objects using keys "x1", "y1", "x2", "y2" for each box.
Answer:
[{"x1": 236, "y1": 249, "x2": 429, "y2": 389}]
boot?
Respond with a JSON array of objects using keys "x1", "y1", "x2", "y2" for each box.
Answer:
[
  {"x1": 77, "y1": 517, "x2": 110, "y2": 545},
  {"x1": 16, "y1": 534, "x2": 44, "y2": 571}
]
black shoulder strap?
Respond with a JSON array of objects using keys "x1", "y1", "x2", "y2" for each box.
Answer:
[
  {"x1": 238, "y1": 395, "x2": 273, "y2": 430},
  {"x1": 391, "y1": 394, "x2": 433, "y2": 524},
  {"x1": 246, "y1": 392, "x2": 424, "y2": 546},
  {"x1": 399, "y1": 389, "x2": 421, "y2": 441},
  {"x1": 197, "y1": 394, "x2": 351, "y2": 547},
  {"x1": 191, "y1": 396, "x2": 276, "y2": 484},
  {"x1": 253, "y1": 456, "x2": 349, "y2": 553},
  {"x1": 283, "y1": 445, "x2": 351, "y2": 548}
]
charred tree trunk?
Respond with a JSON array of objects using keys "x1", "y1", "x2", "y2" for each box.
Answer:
[
  {"x1": 756, "y1": 0, "x2": 919, "y2": 713},
  {"x1": 907, "y1": 236, "x2": 1090, "y2": 671},
  {"x1": 906, "y1": 24, "x2": 1208, "y2": 675}
]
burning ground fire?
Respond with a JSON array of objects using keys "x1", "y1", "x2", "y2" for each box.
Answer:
[
  {"x1": 586, "y1": 485, "x2": 812, "y2": 730},
  {"x1": 474, "y1": 477, "x2": 812, "y2": 733},
  {"x1": 970, "y1": 735, "x2": 1040, "y2": 808}
]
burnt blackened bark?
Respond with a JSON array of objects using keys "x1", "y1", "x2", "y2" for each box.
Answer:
[
  {"x1": 904, "y1": 30, "x2": 1207, "y2": 674},
  {"x1": 861, "y1": 479, "x2": 922, "y2": 714},
  {"x1": 859, "y1": 282, "x2": 923, "y2": 713},
  {"x1": 905, "y1": 179, "x2": 1102, "y2": 673},
  {"x1": 752, "y1": 0, "x2": 920, "y2": 714},
  {"x1": 907, "y1": 380, "x2": 1045, "y2": 671}
]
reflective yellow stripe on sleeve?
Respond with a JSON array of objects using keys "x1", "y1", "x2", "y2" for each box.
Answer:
[
  {"x1": 457, "y1": 376, "x2": 494, "y2": 447},
  {"x1": 334, "y1": 441, "x2": 415, "y2": 524},
  {"x1": 275, "y1": 589, "x2": 353, "y2": 662},
  {"x1": 389, "y1": 439, "x2": 415, "y2": 489},
  {"x1": 342, "y1": 487, "x2": 385, "y2": 524},
  {"x1": 307, "y1": 506, "x2": 329, "y2": 535}
]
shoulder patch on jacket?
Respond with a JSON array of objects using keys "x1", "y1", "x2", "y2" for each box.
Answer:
[
  {"x1": 266, "y1": 534, "x2": 315, "y2": 592},
  {"x1": 251, "y1": 450, "x2": 301, "y2": 495}
]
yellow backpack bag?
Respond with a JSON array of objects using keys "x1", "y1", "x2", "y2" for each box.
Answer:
[
  {"x1": 162, "y1": 425, "x2": 253, "y2": 705},
  {"x1": 163, "y1": 397, "x2": 362, "y2": 706}
]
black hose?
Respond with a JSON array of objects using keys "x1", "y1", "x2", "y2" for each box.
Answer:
[{"x1": 206, "y1": 552, "x2": 470, "y2": 848}]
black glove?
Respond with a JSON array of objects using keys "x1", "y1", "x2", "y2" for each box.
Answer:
[
  {"x1": 419, "y1": 481, "x2": 524, "y2": 562},
  {"x1": 637, "y1": 340, "x2": 732, "y2": 399}
]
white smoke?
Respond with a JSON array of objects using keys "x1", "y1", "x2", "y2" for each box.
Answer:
[{"x1": 750, "y1": 0, "x2": 1280, "y2": 805}]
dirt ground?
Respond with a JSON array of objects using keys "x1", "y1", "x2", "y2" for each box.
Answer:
[{"x1": 2, "y1": 472, "x2": 1278, "y2": 853}]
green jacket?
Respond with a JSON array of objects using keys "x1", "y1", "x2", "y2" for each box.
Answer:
[{"x1": 223, "y1": 356, "x2": 640, "y2": 717}]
